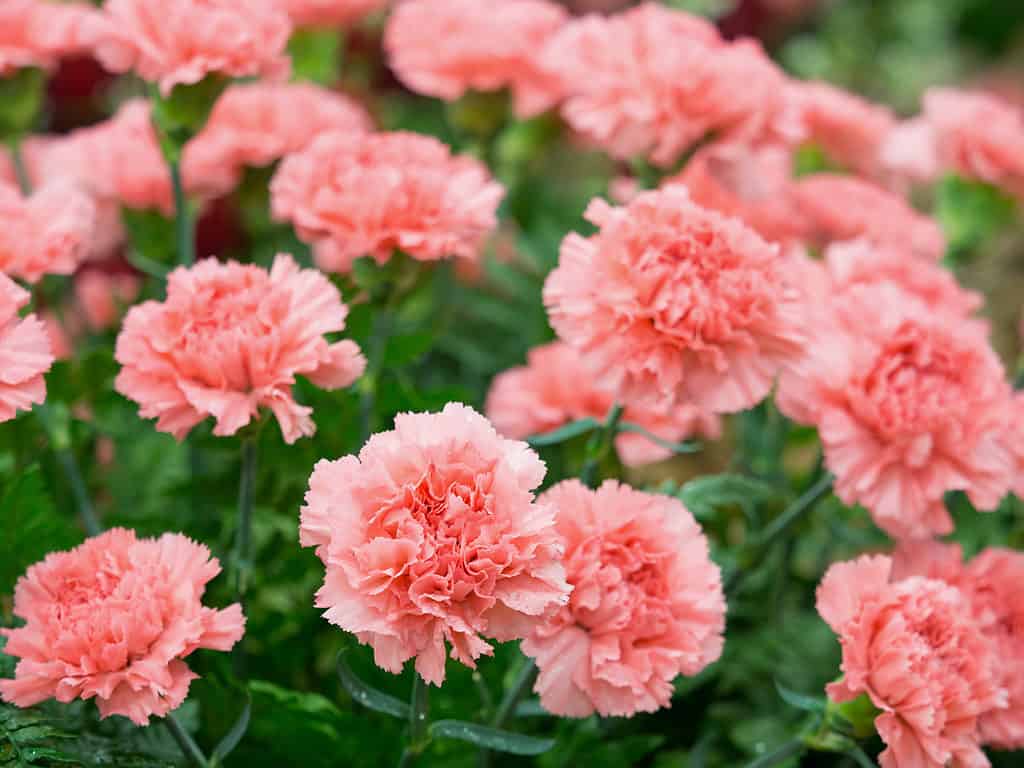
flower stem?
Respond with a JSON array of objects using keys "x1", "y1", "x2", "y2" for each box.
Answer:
[
  {"x1": 164, "y1": 711, "x2": 210, "y2": 768},
  {"x1": 170, "y1": 158, "x2": 195, "y2": 266},
  {"x1": 35, "y1": 405, "x2": 101, "y2": 536},
  {"x1": 8, "y1": 137, "x2": 31, "y2": 195},
  {"x1": 579, "y1": 403, "x2": 624, "y2": 488},
  {"x1": 478, "y1": 659, "x2": 538, "y2": 768},
  {"x1": 233, "y1": 437, "x2": 257, "y2": 601},
  {"x1": 398, "y1": 674, "x2": 430, "y2": 768}
]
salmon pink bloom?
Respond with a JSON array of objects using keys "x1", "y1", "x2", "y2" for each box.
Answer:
[
  {"x1": 0, "y1": 179, "x2": 95, "y2": 283},
  {"x1": 880, "y1": 118, "x2": 939, "y2": 186},
  {"x1": 280, "y1": 0, "x2": 388, "y2": 28},
  {"x1": 75, "y1": 270, "x2": 142, "y2": 331},
  {"x1": 793, "y1": 174, "x2": 946, "y2": 261},
  {"x1": 115, "y1": 254, "x2": 365, "y2": 443},
  {"x1": 0, "y1": 0, "x2": 99, "y2": 75},
  {"x1": 271, "y1": 131, "x2": 504, "y2": 271},
  {"x1": 183, "y1": 82, "x2": 373, "y2": 197},
  {"x1": 486, "y1": 341, "x2": 720, "y2": 466},
  {"x1": 0, "y1": 272, "x2": 53, "y2": 422},
  {"x1": 522, "y1": 480, "x2": 725, "y2": 718},
  {"x1": 544, "y1": 3, "x2": 790, "y2": 166},
  {"x1": 544, "y1": 186, "x2": 806, "y2": 415},
  {"x1": 0, "y1": 529, "x2": 244, "y2": 726},
  {"x1": 818, "y1": 555, "x2": 1006, "y2": 768},
  {"x1": 300, "y1": 403, "x2": 571, "y2": 685},
  {"x1": 385, "y1": 0, "x2": 568, "y2": 119},
  {"x1": 93, "y1": 0, "x2": 291, "y2": 96},
  {"x1": 922, "y1": 88, "x2": 1024, "y2": 199}
]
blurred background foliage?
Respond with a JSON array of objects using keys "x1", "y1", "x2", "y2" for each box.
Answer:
[{"x1": 3, "y1": 1, "x2": 1024, "y2": 767}]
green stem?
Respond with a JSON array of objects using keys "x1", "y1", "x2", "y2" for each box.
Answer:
[
  {"x1": 8, "y1": 137, "x2": 31, "y2": 195},
  {"x1": 170, "y1": 158, "x2": 195, "y2": 265},
  {"x1": 35, "y1": 405, "x2": 101, "y2": 536},
  {"x1": 478, "y1": 659, "x2": 538, "y2": 768},
  {"x1": 398, "y1": 674, "x2": 430, "y2": 768},
  {"x1": 233, "y1": 438, "x2": 257, "y2": 600},
  {"x1": 164, "y1": 711, "x2": 210, "y2": 768},
  {"x1": 744, "y1": 737, "x2": 804, "y2": 768},
  {"x1": 579, "y1": 403, "x2": 624, "y2": 488},
  {"x1": 360, "y1": 309, "x2": 392, "y2": 442}
]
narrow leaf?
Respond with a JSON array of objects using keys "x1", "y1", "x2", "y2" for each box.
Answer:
[
  {"x1": 336, "y1": 650, "x2": 409, "y2": 719},
  {"x1": 743, "y1": 738, "x2": 804, "y2": 768},
  {"x1": 429, "y1": 720, "x2": 555, "y2": 756},
  {"x1": 526, "y1": 418, "x2": 600, "y2": 448},
  {"x1": 617, "y1": 422, "x2": 702, "y2": 454},
  {"x1": 775, "y1": 680, "x2": 826, "y2": 713},
  {"x1": 848, "y1": 745, "x2": 878, "y2": 768},
  {"x1": 212, "y1": 694, "x2": 251, "y2": 763}
]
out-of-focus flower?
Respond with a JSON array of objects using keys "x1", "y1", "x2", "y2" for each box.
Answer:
[
  {"x1": 790, "y1": 81, "x2": 896, "y2": 177},
  {"x1": 385, "y1": 0, "x2": 568, "y2": 119},
  {"x1": 115, "y1": 254, "x2": 365, "y2": 443},
  {"x1": 92, "y1": 0, "x2": 291, "y2": 96},
  {"x1": 673, "y1": 142, "x2": 809, "y2": 245},
  {"x1": 300, "y1": 403, "x2": 571, "y2": 685},
  {"x1": 486, "y1": 341, "x2": 720, "y2": 466},
  {"x1": 272, "y1": 131, "x2": 504, "y2": 272},
  {"x1": 0, "y1": 0, "x2": 99, "y2": 75},
  {"x1": 922, "y1": 88, "x2": 1024, "y2": 199},
  {"x1": 278, "y1": 0, "x2": 388, "y2": 28},
  {"x1": 522, "y1": 480, "x2": 725, "y2": 717},
  {"x1": 0, "y1": 529, "x2": 244, "y2": 726},
  {"x1": 778, "y1": 282, "x2": 1011, "y2": 540},
  {"x1": 880, "y1": 118, "x2": 939, "y2": 186},
  {"x1": 183, "y1": 82, "x2": 372, "y2": 197},
  {"x1": 0, "y1": 179, "x2": 95, "y2": 282},
  {"x1": 543, "y1": 3, "x2": 790, "y2": 166},
  {"x1": 0, "y1": 272, "x2": 52, "y2": 422},
  {"x1": 792, "y1": 174, "x2": 946, "y2": 261},
  {"x1": 544, "y1": 186, "x2": 806, "y2": 415},
  {"x1": 893, "y1": 541, "x2": 1024, "y2": 751},
  {"x1": 817, "y1": 555, "x2": 1004, "y2": 768},
  {"x1": 75, "y1": 269, "x2": 141, "y2": 331}
]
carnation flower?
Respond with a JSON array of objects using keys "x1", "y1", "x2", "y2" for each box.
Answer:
[
  {"x1": 778, "y1": 284, "x2": 1012, "y2": 539},
  {"x1": 790, "y1": 81, "x2": 895, "y2": 176},
  {"x1": 115, "y1": 254, "x2": 365, "y2": 443},
  {"x1": 0, "y1": 0, "x2": 99, "y2": 75},
  {"x1": 0, "y1": 528, "x2": 244, "y2": 726},
  {"x1": 0, "y1": 179, "x2": 95, "y2": 283},
  {"x1": 299, "y1": 403, "x2": 571, "y2": 685},
  {"x1": 543, "y1": 3, "x2": 789, "y2": 166},
  {"x1": 0, "y1": 272, "x2": 53, "y2": 422},
  {"x1": 672, "y1": 142, "x2": 809, "y2": 245},
  {"x1": 271, "y1": 131, "x2": 504, "y2": 271},
  {"x1": 922, "y1": 87, "x2": 1024, "y2": 198},
  {"x1": 486, "y1": 341, "x2": 720, "y2": 466},
  {"x1": 893, "y1": 541, "x2": 1024, "y2": 750},
  {"x1": 1007, "y1": 393, "x2": 1024, "y2": 501},
  {"x1": 522, "y1": 480, "x2": 725, "y2": 718},
  {"x1": 183, "y1": 82, "x2": 373, "y2": 197},
  {"x1": 75, "y1": 269, "x2": 141, "y2": 331},
  {"x1": 279, "y1": 0, "x2": 388, "y2": 28},
  {"x1": 880, "y1": 118, "x2": 939, "y2": 186},
  {"x1": 817, "y1": 555, "x2": 1005, "y2": 768},
  {"x1": 92, "y1": 0, "x2": 291, "y2": 96},
  {"x1": 385, "y1": 0, "x2": 568, "y2": 119},
  {"x1": 793, "y1": 174, "x2": 946, "y2": 261},
  {"x1": 544, "y1": 186, "x2": 806, "y2": 415}
]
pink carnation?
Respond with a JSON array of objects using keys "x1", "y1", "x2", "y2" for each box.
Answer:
[
  {"x1": 922, "y1": 87, "x2": 1024, "y2": 199},
  {"x1": 544, "y1": 186, "x2": 806, "y2": 415},
  {"x1": 299, "y1": 403, "x2": 571, "y2": 685},
  {"x1": 790, "y1": 81, "x2": 896, "y2": 176},
  {"x1": 816, "y1": 555, "x2": 1004, "y2": 768},
  {"x1": 93, "y1": 0, "x2": 291, "y2": 96},
  {"x1": 75, "y1": 269, "x2": 142, "y2": 331},
  {"x1": 522, "y1": 480, "x2": 725, "y2": 718},
  {"x1": 792, "y1": 174, "x2": 946, "y2": 261},
  {"x1": 385, "y1": 0, "x2": 568, "y2": 119},
  {"x1": 115, "y1": 254, "x2": 365, "y2": 443},
  {"x1": 778, "y1": 284, "x2": 1011, "y2": 539},
  {"x1": 0, "y1": 0, "x2": 99, "y2": 75},
  {"x1": 271, "y1": 131, "x2": 504, "y2": 271},
  {"x1": 893, "y1": 541, "x2": 1024, "y2": 750},
  {"x1": 880, "y1": 118, "x2": 940, "y2": 186},
  {"x1": 183, "y1": 82, "x2": 373, "y2": 197},
  {"x1": 1008, "y1": 393, "x2": 1024, "y2": 500},
  {"x1": 672, "y1": 142, "x2": 809, "y2": 245},
  {"x1": 0, "y1": 528, "x2": 244, "y2": 726},
  {"x1": 486, "y1": 341, "x2": 720, "y2": 466},
  {"x1": 279, "y1": 0, "x2": 388, "y2": 28},
  {"x1": 0, "y1": 272, "x2": 53, "y2": 422},
  {"x1": 543, "y1": 3, "x2": 790, "y2": 166},
  {"x1": 0, "y1": 179, "x2": 95, "y2": 283}
]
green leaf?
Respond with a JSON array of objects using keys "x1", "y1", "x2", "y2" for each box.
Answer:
[
  {"x1": 774, "y1": 681, "x2": 825, "y2": 713},
  {"x1": 742, "y1": 738, "x2": 804, "y2": 768},
  {"x1": 429, "y1": 720, "x2": 555, "y2": 756},
  {"x1": 336, "y1": 650, "x2": 409, "y2": 719},
  {"x1": 383, "y1": 331, "x2": 435, "y2": 367},
  {"x1": 0, "y1": 68, "x2": 45, "y2": 141},
  {"x1": 526, "y1": 418, "x2": 600, "y2": 448},
  {"x1": 847, "y1": 745, "x2": 878, "y2": 768},
  {"x1": 288, "y1": 28, "x2": 343, "y2": 85},
  {"x1": 0, "y1": 467, "x2": 80, "y2": 596},
  {"x1": 677, "y1": 474, "x2": 778, "y2": 521},
  {"x1": 617, "y1": 422, "x2": 702, "y2": 455},
  {"x1": 211, "y1": 694, "x2": 251, "y2": 764},
  {"x1": 122, "y1": 209, "x2": 179, "y2": 272},
  {"x1": 936, "y1": 174, "x2": 1017, "y2": 260}
]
